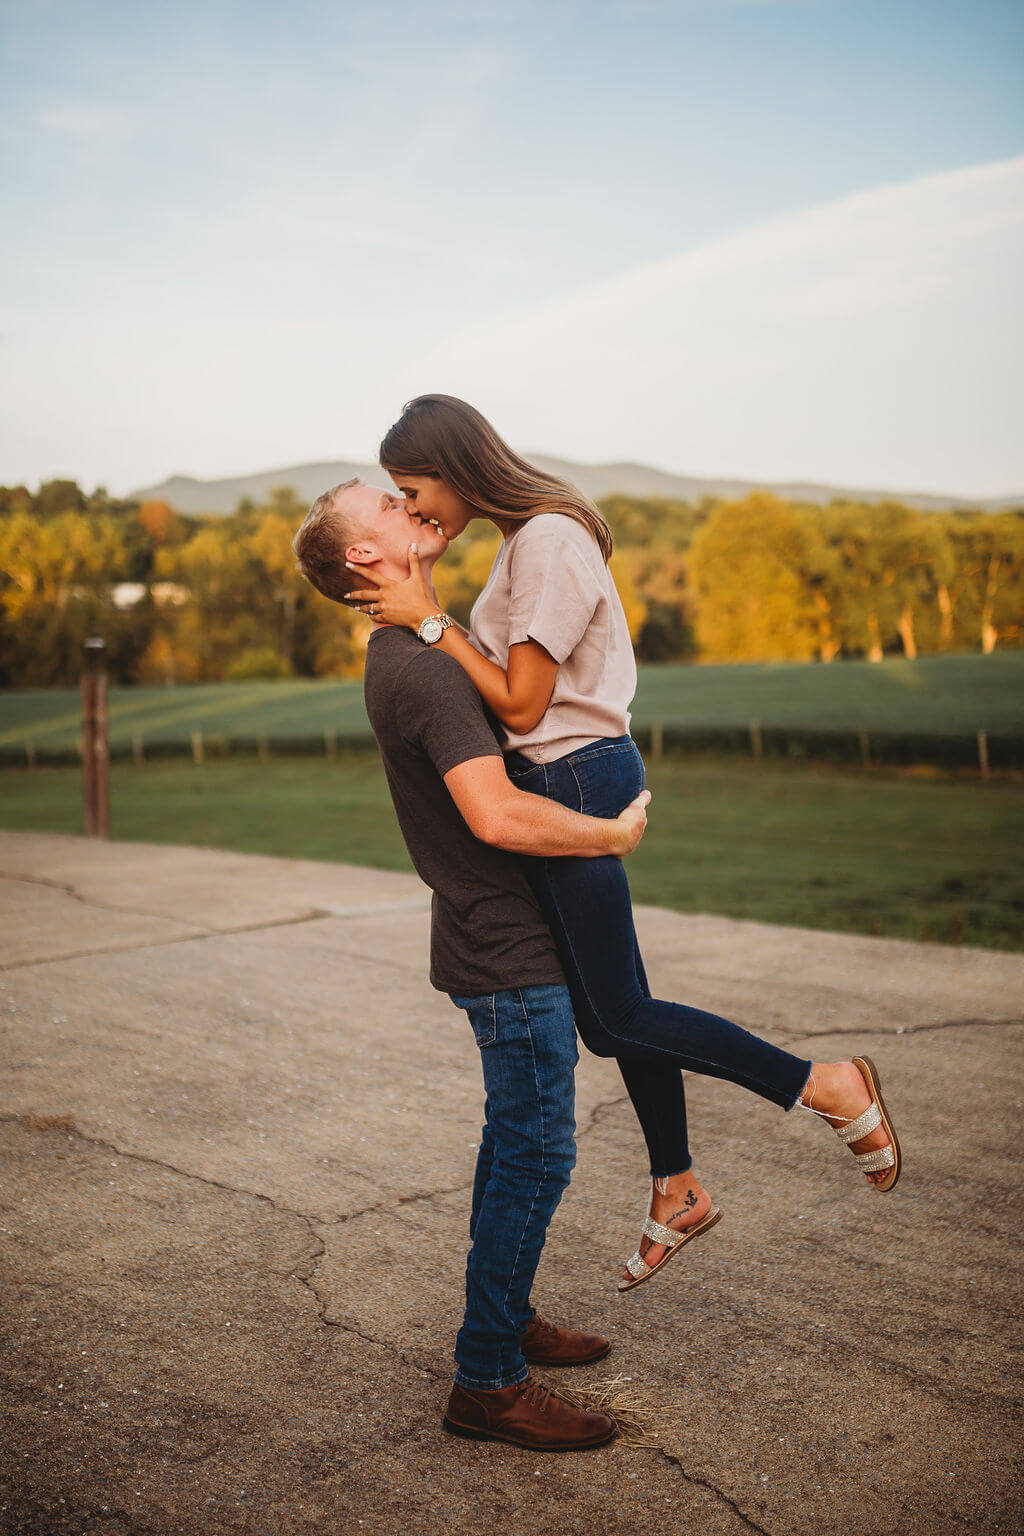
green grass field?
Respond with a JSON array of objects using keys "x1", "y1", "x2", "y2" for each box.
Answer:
[
  {"x1": 2, "y1": 652, "x2": 1022, "y2": 753},
  {"x1": 3, "y1": 754, "x2": 1021, "y2": 951}
]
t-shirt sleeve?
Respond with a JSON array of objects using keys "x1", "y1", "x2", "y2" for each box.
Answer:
[
  {"x1": 395, "y1": 650, "x2": 503, "y2": 777},
  {"x1": 506, "y1": 516, "x2": 604, "y2": 664}
]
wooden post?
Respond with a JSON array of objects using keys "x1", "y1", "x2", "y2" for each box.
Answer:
[
  {"x1": 191, "y1": 728, "x2": 204, "y2": 766},
  {"x1": 132, "y1": 732, "x2": 145, "y2": 767},
  {"x1": 858, "y1": 729, "x2": 870, "y2": 768},
  {"x1": 651, "y1": 719, "x2": 664, "y2": 762},
  {"x1": 749, "y1": 720, "x2": 763, "y2": 762},
  {"x1": 324, "y1": 729, "x2": 337, "y2": 760},
  {"x1": 257, "y1": 733, "x2": 269, "y2": 764},
  {"x1": 977, "y1": 729, "x2": 989, "y2": 779},
  {"x1": 81, "y1": 677, "x2": 96, "y2": 832},
  {"x1": 80, "y1": 638, "x2": 110, "y2": 838},
  {"x1": 25, "y1": 740, "x2": 36, "y2": 770}
]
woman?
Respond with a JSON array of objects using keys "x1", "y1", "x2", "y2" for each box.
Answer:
[{"x1": 347, "y1": 394, "x2": 901, "y2": 1292}]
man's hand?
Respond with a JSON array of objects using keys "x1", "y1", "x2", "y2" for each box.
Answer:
[
  {"x1": 444, "y1": 759, "x2": 651, "y2": 859},
  {"x1": 608, "y1": 790, "x2": 651, "y2": 856}
]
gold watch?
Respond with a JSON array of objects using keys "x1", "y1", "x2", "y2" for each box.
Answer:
[{"x1": 417, "y1": 613, "x2": 453, "y2": 645}]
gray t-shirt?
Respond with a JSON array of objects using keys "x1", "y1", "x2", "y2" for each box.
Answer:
[
  {"x1": 363, "y1": 626, "x2": 564, "y2": 997},
  {"x1": 468, "y1": 513, "x2": 637, "y2": 763}
]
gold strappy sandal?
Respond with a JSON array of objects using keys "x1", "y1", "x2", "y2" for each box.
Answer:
[
  {"x1": 617, "y1": 1206, "x2": 723, "y2": 1294},
  {"x1": 832, "y1": 1056, "x2": 901, "y2": 1192}
]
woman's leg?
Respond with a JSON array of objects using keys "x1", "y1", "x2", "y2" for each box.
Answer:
[
  {"x1": 509, "y1": 739, "x2": 895, "y2": 1276},
  {"x1": 531, "y1": 849, "x2": 812, "y2": 1111},
  {"x1": 506, "y1": 747, "x2": 692, "y2": 1185},
  {"x1": 616, "y1": 936, "x2": 690, "y2": 1176},
  {"x1": 525, "y1": 854, "x2": 724, "y2": 1271}
]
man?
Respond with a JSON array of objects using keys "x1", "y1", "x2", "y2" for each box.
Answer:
[{"x1": 293, "y1": 479, "x2": 650, "y2": 1452}]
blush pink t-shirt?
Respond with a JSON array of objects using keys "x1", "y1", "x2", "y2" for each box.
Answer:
[{"x1": 467, "y1": 513, "x2": 637, "y2": 764}]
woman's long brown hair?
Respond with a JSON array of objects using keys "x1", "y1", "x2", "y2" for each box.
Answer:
[{"x1": 379, "y1": 394, "x2": 613, "y2": 561}]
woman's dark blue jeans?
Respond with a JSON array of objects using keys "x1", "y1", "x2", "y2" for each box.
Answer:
[{"x1": 504, "y1": 735, "x2": 812, "y2": 1178}]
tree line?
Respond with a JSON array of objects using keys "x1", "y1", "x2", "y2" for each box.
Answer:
[{"x1": 0, "y1": 477, "x2": 1021, "y2": 688}]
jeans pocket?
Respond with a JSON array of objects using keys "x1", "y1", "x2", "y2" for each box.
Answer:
[
  {"x1": 568, "y1": 742, "x2": 645, "y2": 819},
  {"x1": 451, "y1": 993, "x2": 497, "y2": 1048},
  {"x1": 505, "y1": 754, "x2": 544, "y2": 789}
]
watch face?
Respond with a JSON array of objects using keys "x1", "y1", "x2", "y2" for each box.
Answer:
[{"x1": 421, "y1": 618, "x2": 443, "y2": 644}]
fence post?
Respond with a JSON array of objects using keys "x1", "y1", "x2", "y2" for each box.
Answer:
[
  {"x1": 258, "y1": 733, "x2": 269, "y2": 764},
  {"x1": 132, "y1": 732, "x2": 145, "y2": 767},
  {"x1": 191, "y1": 728, "x2": 204, "y2": 766},
  {"x1": 858, "y1": 729, "x2": 870, "y2": 767},
  {"x1": 80, "y1": 637, "x2": 110, "y2": 838},
  {"x1": 749, "y1": 720, "x2": 763, "y2": 762},
  {"x1": 324, "y1": 729, "x2": 337, "y2": 760},
  {"x1": 977, "y1": 729, "x2": 989, "y2": 779},
  {"x1": 651, "y1": 720, "x2": 664, "y2": 762},
  {"x1": 25, "y1": 740, "x2": 36, "y2": 770}
]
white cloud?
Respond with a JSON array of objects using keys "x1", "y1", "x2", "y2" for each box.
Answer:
[{"x1": 391, "y1": 155, "x2": 1024, "y2": 497}]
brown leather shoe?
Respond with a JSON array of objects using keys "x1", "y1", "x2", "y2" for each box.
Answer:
[
  {"x1": 521, "y1": 1310, "x2": 611, "y2": 1366},
  {"x1": 443, "y1": 1376, "x2": 616, "y2": 1451}
]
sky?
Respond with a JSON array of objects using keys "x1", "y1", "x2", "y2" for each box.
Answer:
[{"x1": 1, "y1": 0, "x2": 1022, "y2": 499}]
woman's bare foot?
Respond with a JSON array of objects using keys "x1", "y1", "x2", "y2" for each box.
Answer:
[
  {"x1": 620, "y1": 1171, "x2": 713, "y2": 1286},
  {"x1": 801, "y1": 1061, "x2": 893, "y2": 1185}
]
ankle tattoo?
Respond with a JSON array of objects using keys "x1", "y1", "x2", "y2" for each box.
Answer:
[{"x1": 666, "y1": 1190, "x2": 699, "y2": 1223}]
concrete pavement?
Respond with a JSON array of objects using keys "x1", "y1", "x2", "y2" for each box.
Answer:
[{"x1": 1, "y1": 830, "x2": 1022, "y2": 1536}]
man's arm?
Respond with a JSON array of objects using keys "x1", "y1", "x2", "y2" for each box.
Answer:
[{"x1": 444, "y1": 756, "x2": 650, "y2": 858}]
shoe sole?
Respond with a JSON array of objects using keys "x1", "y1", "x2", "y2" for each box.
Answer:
[
  {"x1": 853, "y1": 1055, "x2": 902, "y2": 1192},
  {"x1": 521, "y1": 1341, "x2": 612, "y2": 1367},
  {"x1": 442, "y1": 1416, "x2": 617, "y2": 1451},
  {"x1": 617, "y1": 1206, "x2": 723, "y2": 1293}
]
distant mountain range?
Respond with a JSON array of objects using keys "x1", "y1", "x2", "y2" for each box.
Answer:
[{"x1": 131, "y1": 455, "x2": 1022, "y2": 515}]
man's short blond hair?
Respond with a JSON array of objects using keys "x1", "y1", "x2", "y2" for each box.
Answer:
[{"x1": 292, "y1": 478, "x2": 364, "y2": 604}]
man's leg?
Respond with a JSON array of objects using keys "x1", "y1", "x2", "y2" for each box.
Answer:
[
  {"x1": 445, "y1": 985, "x2": 615, "y2": 1450},
  {"x1": 450, "y1": 984, "x2": 578, "y2": 1389}
]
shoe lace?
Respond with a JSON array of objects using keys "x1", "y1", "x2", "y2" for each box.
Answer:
[
  {"x1": 519, "y1": 1378, "x2": 554, "y2": 1415},
  {"x1": 529, "y1": 1311, "x2": 559, "y2": 1342}
]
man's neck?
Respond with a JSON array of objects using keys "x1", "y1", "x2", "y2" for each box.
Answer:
[{"x1": 370, "y1": 551, "x2": 441, "y2": 629}]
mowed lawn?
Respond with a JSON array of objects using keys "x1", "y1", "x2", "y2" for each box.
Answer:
[
  {"x1": 3, "y1": 652, "x2": 1023, "y2": 752},
  {"x1": 2, "y1": 754, "x2": 1022, "y2": 951}
]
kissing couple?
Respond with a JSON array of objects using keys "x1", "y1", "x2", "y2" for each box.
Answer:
[{"x1": 292, "y1": 393, "x2": 901, "y2": 1452}]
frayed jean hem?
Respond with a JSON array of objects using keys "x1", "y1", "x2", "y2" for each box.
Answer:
[
  {"x1": 649, "y1": 1155, "x2": 694, "y2": 1179},
  {"x1": 784, "y1": 1061, "x2": 815, "y2": 1111}
]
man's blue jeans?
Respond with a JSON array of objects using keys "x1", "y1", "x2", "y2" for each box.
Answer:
[{"x1": 449, "y1": 984, "x2": 578, "y2": 1391}]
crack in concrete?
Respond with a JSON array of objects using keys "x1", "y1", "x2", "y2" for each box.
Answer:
[
  {"x1": 335, "y1": 1180, "x2": 475, "y2": 1229},
  {"x1": 2, "y1": 1112, "x2": 450, "y2": 1388},
  {"x1": 1, "y1": 863, "x2": 425, "y2": 929},
  {"x1": 0, "y1": 1113, "x2": 318, "y2": 1226},
  {"x1": 291, "y1": 1224, "x2": 447, "y2": 1383},
  {"x1": 0, "y1": 903, "x2": 439, "y2": 975},
  {"x1": 0, "y1": 909, "x2": 339, "y2": 972},
  {"x1": 788, "y1": 1015, "x2": 1023, "y2": 1044},
  {"x1": 328, "y1": 1091, "x2": 632, "y2": 1233},
  {"x1": 0, "y1": 867, "x2": 207, "y2": 930},
  {"x1": 575, "y1": 1089, "x2": 630, "y2": 1140},
  {"x1": 658, "y1": 1446, "x2": 773, "y2": 1535}
]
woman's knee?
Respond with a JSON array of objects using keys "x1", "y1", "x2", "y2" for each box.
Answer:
[{"x1": 577, "y1": 1021, "x2": 626, "y2": 1059}]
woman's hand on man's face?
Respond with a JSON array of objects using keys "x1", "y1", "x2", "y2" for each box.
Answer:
[{"x1": 345, "y1": 545, "x2": 439, "y2": 630}]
